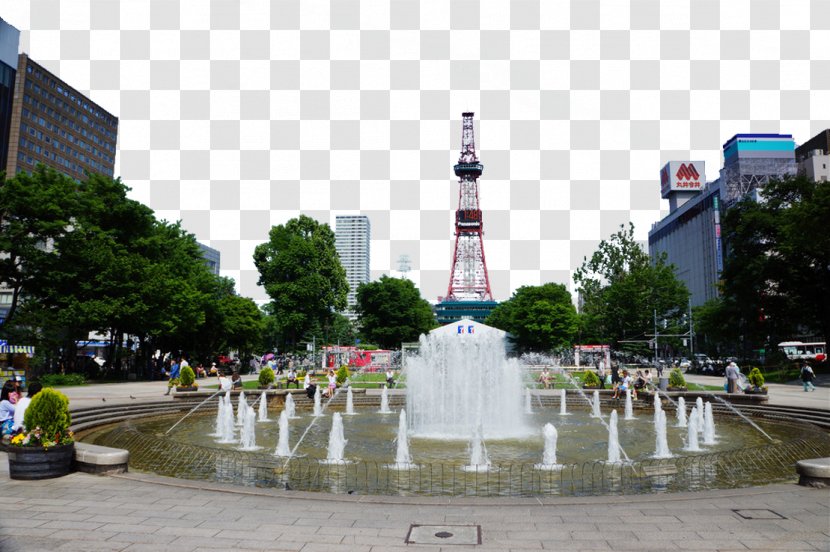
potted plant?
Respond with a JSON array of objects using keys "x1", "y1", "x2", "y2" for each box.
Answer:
[
  {"x1": 581, "y1": 370, "x2": 601, "y2": 389},
  {"x1": 176, "y1": 365, "x2": 198, "y2": 392},
  {"x1": 667, "y1": 368, "x2": 687, "y2": 391},
  {"x1": 258, "y1": 366, "x2": 275, "y2": 389},
  {"x1": 744, "y1": 367, "x2": 768, "y2": 395},
  {"x1": 336, "y1": 364, "x2": 350, "y2": 386},
  {"x1": 7, "y1": 388, "x2": 75, "y2": 480}
]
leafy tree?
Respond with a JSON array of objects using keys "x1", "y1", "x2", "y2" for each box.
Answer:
[
  {"x1": 485, "y1": 283, "x2": 578, "y2": 352},
  {"x1": 574, "y1": 223, "x2": 689, "y2": 352},
  {"x1": 355, "y1": 275, "x2": 437, "y2": 349},
  {"x1": 254, "y1": 215, "x2": 348, "y2": 349}
]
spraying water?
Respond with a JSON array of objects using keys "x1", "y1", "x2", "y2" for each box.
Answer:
[
  {"x1": 214, "y1": 391, "x2": 237, "y2": 444},
  {"x1": 313, "y1": 386, "x2": 322, "y2": 417},
  {"x1": 284, "y1": 393, "x2": 297, "y2": 418},
  {"x1": 653, "y1": 409, "x2": 672, "y2": 458},
  {"x1": 534, "y1": 423, "x2": 560, "y2": 470},
  {"x1": 703, "y1": 402, "x2": 717, "y2": 445},
  {"x1": 676, "y1": 396, "x2": 687, "y2": 427},
  {"x1": 707, "y1": 393, "x2": 775, "y2": 442},
  {"x1": 168, "y1": 389, "x2": 223, "y2": 436},
  {"x1": 345, "y1": 387, "x2": 356, "y2": 415},
  {"x1": 236, "y1": 391, "x2": 247, "y2": 427},
  {"x1": 463, "y1": 424, "x2": 491, "y2": 472},
  {"x1": 274, "y1": 410, "x2": 291, "y2": 457},
  {"x1": 686, "y1": 407, "x2": 701, "y2": 451},
  {"x1": 210, "y1": 390, "x2": 228, "y2": 437},
  {"x1": 379, "y1": 386, "x2": 392, "y2": 414},
  {"x1": 392, "y1": 409, "x2": 412, "y2": 468},
  {"x1": 591, "y1": 390, "x2": 601, "y2": 418},
  {"x1": 695, "y1": 397, "x2": 704, "y2": 434},
  {"x1": 607, "y1": 410, "x2": 621, "y2": 463},
  {"x1": 525, "y1": 388, "x2": 533, "y2": 414},
  {"x1": 559, "y1": 388, "x2": 568, "y2": 415},
  {"x1": 257, "y1": 392, "x2": 269, "y2": 422},
  {"x1": 239, "y1": 406, "x2": 260, "y2": 451},
  {"x1": 325, "y1": 412, "x2": 347, "y2": 463},
  {"x1": 624, "y1": 389, "x2": 635, "y2": 420}
]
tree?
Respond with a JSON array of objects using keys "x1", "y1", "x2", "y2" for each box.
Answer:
[
  {"x1": 485, "y1": 283, "x2": 578, "y2": 352},
  {"x1": 253, "y1": 215, "x2": 348, "y2": 349},
  {"x1": 355, "y1": 275, "x2": 437, "y2": 349},
  {"x1": 574, "y1": 223, "x2": 689, "y2": 352}
]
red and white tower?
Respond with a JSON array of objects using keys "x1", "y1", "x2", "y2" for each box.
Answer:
[{"x1": 446, "y1": 112, "x2": 493, "y2": 302}]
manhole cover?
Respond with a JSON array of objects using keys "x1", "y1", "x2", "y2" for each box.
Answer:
[
  {"x1": 733, "y1": 509, "x2": 787, "y2": 520},
  {"x1": 406, "y1": 524, "x2": 481, "y2": 545}
]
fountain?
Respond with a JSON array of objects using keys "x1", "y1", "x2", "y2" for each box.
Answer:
[
  {"x1": 591, "y1": 390, "x2": 601, "y2": 418},
  {"x1": 463, "y1": 424, "x2": 491, "y2": 472},
  {"x1": 274, "y1": 410, "x2": 291, "y2": 457},
  {"x1": 525, "y1": 388, "x2": 533, "y2": 414},
  {"x1": 685, "y1": 407, "x2": 701, "y2": 451},
  {"x1": 624, "y1": 389, "x2": 635, "y2": 420},
  {"x1": 676, "y1": 396, "x2": 687, "y2": 427},
  {"x1": 239, "y1": 406, "x2": 260, "y2": 451},
  {"x1": 696, "y1": 397, "x2": 704, "y2": 434},
  {"x1": 406, "y1": 325, "x2": 529, "y2": 439},
  {"x1": 391, "y1": 409, "x2": 413, "y2": 469},
  {"x1": 559, "y1": 388, "x2": 568, "y2": 415},
  {"x1": 284, "y1": 393, "x2": 297, "y2": 419},
  {"x1": 313, "y1": 386, "x2": 322, "y2": 417},
  {"x1": 214, "y1": 391, "x2": 236, "y2": 444},
  {"x1": 379, "y1": 386, "x2": 392, "y2": 414},
  {"x1": 325, "y1": 412, "x2": 347, "y2": 463},
  {"x1": 534, "y1": 423, "x2": 560, "y2": 470},
  {"x1": 211, "y1": 391, "x2": 228, "y2": 437},
  {"x1": 236, "y1": 391, "x2": 247, "y2": 427},
  {"x1": 607, "y1": 410, "x2": 621, "y2": 463},
  {"x1": 653, "y1": 409, "x2": 671, "y2": 458},
  {"x1": 345, "y1": 387, "x2": 356, "y2": 415},
  {"x1": 703, "y1": 402, "x2": 717, "y2": 445},
  {"x1": 257, "y1": 392, "x2": 269, "y2": 422}
]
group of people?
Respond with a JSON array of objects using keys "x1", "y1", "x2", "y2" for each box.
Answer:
[
  {"x1": 610, "y1": 368, "x2": 652, "y2": 400},
  {"x1": 302, "y1": 369, "x2": 339, "y2": 399},
  {"x1": 0, "y1": 377, "x2": 43, "y2": 438}
]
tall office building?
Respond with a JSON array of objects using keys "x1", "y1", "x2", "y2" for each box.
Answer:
[
  {"x1": 4, "y1": 53, "x2": 118, "y2": 180},
  {"x1": 720, "y1": 134, "x2": 797, "y2": 206},
  {"x1": 335, "y1": 215, "x2": 371, "y2": 319},
  {"x1": 796, "y1": 129, "x2": 830, "y2": 183},
  {"x1": 0, "y1": 18, "x2": 19, "y2": 173},
  {"x1": 198, "y1": 243, "x2": 221, "y2": 276}
]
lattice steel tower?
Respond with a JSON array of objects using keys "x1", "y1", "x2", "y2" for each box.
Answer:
[{"x1": 446, "y1": 112, "x2": 493, "y2": 301}]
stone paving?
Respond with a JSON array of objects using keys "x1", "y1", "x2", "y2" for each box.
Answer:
[{"x1": 0, "y1": 378, "x2": 827, "y2": 551}]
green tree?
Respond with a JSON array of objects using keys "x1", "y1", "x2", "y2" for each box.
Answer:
[
  {"x1": 254, "y1": 215, "x2": 348, "y2": 349},
  {"x1": 485, "y1": 283, "x2": 578, "y2": 352},
  {"x1": 355, "y1": 275, "x2": 437, "y2": 349},
  {"x1": 574, "y1": 223, "x2": 689, "y2": 352}
]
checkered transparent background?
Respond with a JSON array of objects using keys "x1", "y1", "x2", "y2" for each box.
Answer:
[{"x1": 5, "y1": 0, "x2": 829, "y2": 302}]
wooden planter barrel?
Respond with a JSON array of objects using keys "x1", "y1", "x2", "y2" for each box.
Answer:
[{"x1": 7, "y1": 442, "x2": 75, "y2": 480}]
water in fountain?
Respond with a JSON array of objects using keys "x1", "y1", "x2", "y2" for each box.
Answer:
[
  {"x1": 325, "y1": 412, "x2": 347, "y2": 463},
  {"x1": 685, "y1": 407, "x2": 701, "y2": 451},
  {"x1": 696, "y1": 397, "x2": 704, "y2": 434},
  {"x1": 406, "y1": 325, "x2": 530, "y2": 439},
  {"x1": 624, "y1": 389, "x2": 635, "y2": 420},
  {"x1": 591, "y1": 390, "x2": 601, "y2": 418},
  {"x1": 284, "y1": 392, "x2": 297, "y2": 419},
  {"x1": 702, "y1": 402, "x2": 717, "y2": 445},
  {"x1": 236, "y1": 391, "x2": 247, "y2": 427},
  {"x1": 534, "y1": 423, "x2": 560, "y2": 470},
  {"x1": 706, "y1": 393, "x2": 775, "y2": 442},
  {"x1": 525, "y1": 388, "x2": 533, "y2": 414},
  {"x1": 211, "y1": 391, "x2": 228, "y2": 436},
  {"x1": 239, "y1": 406, "x2": 260, "y2": 451},
  {"x1": 676, "y1": 396, "x2": 687, "y2": 427},
  {"x1": 345, "y1": 387, "x2": 356, "y2": 415},
  {"x1": 274, "y1": 410, "x2": 291, "y2": 457},
  {"x1": 217, "y1": 392, "x2": 236, "y2": 443},
  {"x1": 313, "y1": 386, "x2": 322, "y2": 417},
  {"x1": 654, "y1": 393, "x2": 663, "y2": 417},
  {"x1": 653, "y1": 409, "x2": 672, "y2": 458},
  {"x1": 390, "y1": 409, "x2": 413, "y2": 469},
  {"x1": 463, "y1": 424, "x2": 491, "y2": 472},
  {"x1": 607, "y1": 410, "x2": 621, "y2": 463},
  {"x1": 559, "y1": 388, "x2": 568, "y2": 415},
  {"x1": 379, "y1": 386, "x2": 392, "y2": 414},
  {"x1": 257, "y1": 392, "x2": 269, "y2": 422}
]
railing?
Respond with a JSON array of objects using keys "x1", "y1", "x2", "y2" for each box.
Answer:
[{"x1": 95, "y1": 425, "x2": 830, "y2": 497}]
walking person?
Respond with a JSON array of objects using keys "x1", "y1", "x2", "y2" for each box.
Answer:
[
  {"x1": 801, "y1": 363, "x2": 816, "y2": 392},
  {"x1": 165, "y1": 358, "x2": 181, "y2": 395}
]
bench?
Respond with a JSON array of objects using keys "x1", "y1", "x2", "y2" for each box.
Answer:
[
  {"x1": 74, "y1": 442, "x2": 129, "y2": 475},
  {"x1": 796, "y1": 457, "x2": 830, "y2": 488}
]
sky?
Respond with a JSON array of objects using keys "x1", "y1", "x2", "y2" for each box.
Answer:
[{"x1": 3, "y1": 0, "x2": 829, "y2": 303}]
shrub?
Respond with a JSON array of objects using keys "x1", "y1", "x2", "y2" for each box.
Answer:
[
  {"x1": 179, "y1": 365, "x2": 196, "y2": 387},
  {"x1": 669, "y1": 368, "x2": 686, "y2": 388},
  {"x1": 748, "y1": 367, "x2": 765, "y2": 388},
  {"x1": 22, "y1": 388, "x2": 72, "y2": 445},
  {"x1": 582, "y1": 370, "x2": 600, "y2": 387},
  {"x1": 39, "y1": 373, "x2": 86, "y2": 387},
  {"x1": 336, "y1": 364, "x2": 350, "y2": 385},
  {"x1": 258, "y1": 366, "x2": 275, "y2": 387}
]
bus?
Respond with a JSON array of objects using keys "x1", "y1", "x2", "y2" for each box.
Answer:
[{"x1": 777, "y1": 341, "x2": 827, "y2": 362}]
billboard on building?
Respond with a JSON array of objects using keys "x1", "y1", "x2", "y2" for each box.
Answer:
[{"x1": 660, "y1": 161, "x2": 706, "y2": 198}]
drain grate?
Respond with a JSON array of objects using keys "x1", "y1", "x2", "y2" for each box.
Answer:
[
  {"x1": 406, "y1": 524, "x2": 482, "y2": 545},
  {"x1": 733, "y1": 509, "x2": 787, "y2": 520}
]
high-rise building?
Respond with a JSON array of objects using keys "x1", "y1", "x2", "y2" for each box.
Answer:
[
  {"x1": 795, "y1": 129, "x2": 830, "y2": 183},
  {"x1": 720, "y1": 134, "x2": 797, "y2": 206},
  {"x1": 4, "y1": 52, "x2": 118, "y2": 180},
  {"x1": 335, "y1": 215, "x2": 371, "y2": 318},
  {"x1": 198, "y1": 243, "x2": 221, "y2": 276},
  {"x1": 0, "y1": 18, "x2": 19, "y2": 173}
]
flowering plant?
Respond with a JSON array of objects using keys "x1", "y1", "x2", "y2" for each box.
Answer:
[
  {"x1": 13, "y1": 388, "x2": 74, "y2": 448},
  {"x1": 10, "y1": 426, "x2": 74, "y2": 449}
]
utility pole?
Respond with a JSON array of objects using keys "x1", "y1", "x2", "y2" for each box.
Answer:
[
  {"x1": 653, "y1": 308, "x2": 658, "y2": 368},
  {"x1": 688, "y1": 297, "x2": 694, "y2": 361}
]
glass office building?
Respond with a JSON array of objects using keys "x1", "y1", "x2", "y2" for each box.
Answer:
[{"x1": 335, "y1": 215, "x2": 371, "y2": 319}]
